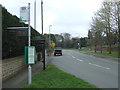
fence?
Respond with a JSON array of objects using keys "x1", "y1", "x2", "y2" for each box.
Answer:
[{"x1": 91, "y1": 45, "x2": 120, "y2": 52}]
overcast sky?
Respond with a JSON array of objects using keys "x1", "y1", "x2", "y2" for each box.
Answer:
[{"x1": 0, "y1": 0, "x2": 103, "y2": 37}]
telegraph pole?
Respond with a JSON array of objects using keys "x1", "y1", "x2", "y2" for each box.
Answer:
[
  {"x1": 41, "y1": 0, "x2": 45, "y2": 70},
  {"x1": 34, "y1": 0, "x2": 36, "y2": 30},
  {"x1": 41, "y1": 0, "x2": 43, "y2": 34}
]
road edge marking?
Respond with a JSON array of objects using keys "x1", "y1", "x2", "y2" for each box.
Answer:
[{"x1": 76, "y1": 59, "x2": 83, "y2": 62}]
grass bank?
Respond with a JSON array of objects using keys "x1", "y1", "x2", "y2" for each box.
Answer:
[
  {"x1": 80, "y1": 49, "x2": 119, "y2": 58},
  {"x1": 23, "y1": 64, "x2": 97, "y2": 88}
]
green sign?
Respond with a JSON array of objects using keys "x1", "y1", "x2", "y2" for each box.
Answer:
[
  {"x1": 20, "y1": 17, "x2": 27, "y2": 23},
  {"x1": 24, "y1": 46, "x2": 36, "y2": 64},
  {"x1": 20, "y1": 20, "x2": 27, "y2": 23}
]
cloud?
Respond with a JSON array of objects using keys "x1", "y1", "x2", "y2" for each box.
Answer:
[
  {"x1": 43, "y1": 0, "x2": 103, "y2": 37},
  {"x1": 0, "y1": 0, "x2": 103, "y2": 37}
]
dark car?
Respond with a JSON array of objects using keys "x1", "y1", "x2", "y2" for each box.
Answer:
[{"x1": 54, "y1": 47, "x2": 62, "y2": 56}]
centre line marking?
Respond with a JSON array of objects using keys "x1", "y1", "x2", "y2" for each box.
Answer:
[
  {"x1": 71, "y1": 56, "x2": 83, "y2": 62},
  {"x1": 72, "y1": 56, "x2": 76, "y2": 58},
  {"x1": 76, "y1": 59, "x2": 83, "y2": 62},
  {"x1": 88, "y1": 63, "x2": 110, "y2": 70}
]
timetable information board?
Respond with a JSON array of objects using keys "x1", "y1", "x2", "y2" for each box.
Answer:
[{"x1": 28, "y1": 46, "x2": 35, "y2": 64}]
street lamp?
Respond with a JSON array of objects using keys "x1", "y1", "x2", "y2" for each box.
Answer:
[{"x1": 49, "y1": 25, "x2": 52, "y2": 45}]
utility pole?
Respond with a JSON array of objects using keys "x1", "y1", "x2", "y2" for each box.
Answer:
[
  {"x1": 41, "y1": 0, "x2": 43, "y2": 34},
  {"x1": 41, "y1": 0, "x2": 45, "y2": 70},
  {"x1": 34, "y1": 0, "x2": 36, "y2": 30}
]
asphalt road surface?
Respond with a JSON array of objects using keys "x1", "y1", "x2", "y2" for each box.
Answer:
[{"x1": 52, "y1": 49, "x2": 119, "y2": 88}]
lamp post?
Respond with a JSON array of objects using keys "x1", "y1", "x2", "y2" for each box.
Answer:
[{"x1": 49, "y1": 25, "x2": 52, "y2": 45}]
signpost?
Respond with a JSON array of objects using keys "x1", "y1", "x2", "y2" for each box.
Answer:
[
  {"x1": 21, "y1": 3, "x2": 33, "y2": 85},
  {"x1": 7, "y1": 2, "x2": 34, "y2": 86},
  {"x1": 27, "y1": 3, "x2": 32, "y2": 85}
]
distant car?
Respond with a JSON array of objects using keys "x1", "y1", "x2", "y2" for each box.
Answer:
[{"x1": 54, "y1": 47, "x2": 62, "y2": 56}]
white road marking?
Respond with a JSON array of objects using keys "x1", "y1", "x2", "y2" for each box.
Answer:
[
  {"x1": 71, "y1": 55, "x2": 83, "y2": 62},
  {"x1": 72, "y1": 56, "x2": 76, "y2": 58},
  {"x1": 88, "y1": 63, "x2": 110, "y2": 70},
  {"x1": 76, "y1": 59, "x2": 83, "y2": 62},
  {"x1": 71, "y1": 55, "x2": 110, "y2": 70}
]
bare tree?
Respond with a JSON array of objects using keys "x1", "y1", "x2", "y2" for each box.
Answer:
[
  {"x1": 88, "y1": 0, "x2": 120, "y2": 54},
  {"x1": 88, "y1": 30, "x2": 93, "y2": 50},
  {"x1": 61, "y1": 33, "x2": 71, "y2": 48},
  {"x1": 94, "y1": 1, "x2": 114, "y2": 54},
  {"x1": 89, "y1": 15, "x2": 105, "y2": 53}
]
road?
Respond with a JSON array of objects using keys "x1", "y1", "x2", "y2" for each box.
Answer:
[{"x1": 51, "y1": 49, "x2": 119, "y2": 88}]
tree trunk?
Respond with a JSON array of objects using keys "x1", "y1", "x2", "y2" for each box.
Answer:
[
  {"x1": 90, "y1": 45, "x2": 92, "y2": 51},
  {"x1": 109, "y1": 44, "x2": 112, "y2": 54},
  {"x1": 100, "y1": 45, "x2": 102, "y2": 53},
  {"x1": 95, "y1": 45, "x2": 97, "y2": 53}
]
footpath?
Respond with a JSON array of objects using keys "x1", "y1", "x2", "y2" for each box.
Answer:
[{"x1": 2, "y1": 54, "x2": 52, "y2": 88}]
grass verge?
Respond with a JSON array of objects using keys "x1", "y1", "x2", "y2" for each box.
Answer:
[
  {"x1": 80, "y1": 49, "x2": 119, "y2": 58},
  {"x1": 23, "y1": 64, "x2": 97, "y2": 88}
]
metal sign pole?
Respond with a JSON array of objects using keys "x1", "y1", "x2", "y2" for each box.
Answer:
[{"x1": 28, "y1": 3, "x2": 32, "y2": 85}]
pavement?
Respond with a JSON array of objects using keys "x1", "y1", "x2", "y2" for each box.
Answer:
[{"x1": 2, "y1": 54, "x2": 52, "y2": 89}]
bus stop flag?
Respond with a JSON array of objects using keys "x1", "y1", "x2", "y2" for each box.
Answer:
[{"x1": 20, "y1": 6, "x2": 28, "y2": 23}]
